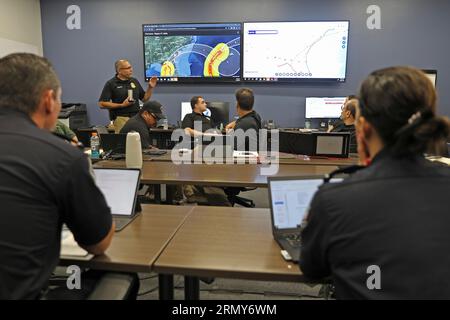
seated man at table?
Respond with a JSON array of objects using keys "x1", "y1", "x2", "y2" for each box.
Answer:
[
  {"x1": 54, "y1": 120, "x2": 79, "y2": 143},
  {"x1": 226, "y1": 88, "x2": 262, "y2": 151},
  {"x1": 329, "y1": 97, "x2": 358, "y2": 153},
  {"x1": 120, "y1": 100, "x2": 166, "y2": 149},
  {"x1": 0, "y1": 53, "x2": 115, "y2": 299},
  {"x1": 181, "y1": 96, "x2": 231, "y2": 206},
  {"x1": 224, "y1": 88, "x2": 261, "y2": 207}
]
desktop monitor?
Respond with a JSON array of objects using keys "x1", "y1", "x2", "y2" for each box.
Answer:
[
  {"x1": 181, "y1": 102, "x2": 192, "y2": 121},
  {"x1": 305, "y1": 97, "x2": 346, "y2": 119},
  {"x1": 206, "y1": 101, "x2": 230, "y2": 129},
  {"x1": 143, "y1": 23, "x2": 242, "y2": 83},
  {"x1": 423, "y1": 69, "x2": 437, "y2": 87}
]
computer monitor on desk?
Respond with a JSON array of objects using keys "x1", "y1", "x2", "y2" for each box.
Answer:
[
  {"x1": 305, "y1": 97, "x2": 346, "y2": 130},
  {"x1": 423, "y1": 69, "x2": 437, "y2": 87},
  {"x1": 206, "y1": 101, "x2": 229, "y2": 129},
  {"x1": 181, "y1": 101, "x2": 230, "y2": 130},
  {"x1": 305, "y1": 97, "x2": 346, "y2": 119},
  {"x1": 181, "y1": 102, "x2": 192, "y2": 121}
]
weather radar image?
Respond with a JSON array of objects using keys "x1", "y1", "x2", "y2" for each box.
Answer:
[{"x1": 143, "y1": 23, "x2": 242, "y2": 83}]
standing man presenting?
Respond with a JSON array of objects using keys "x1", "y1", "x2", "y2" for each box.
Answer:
[{"x1": 99, "y1": 59, "x2": 157, "y2": 133}]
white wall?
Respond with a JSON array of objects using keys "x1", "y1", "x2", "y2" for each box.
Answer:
[{"x1": 0, "y1": 0, "x2": 42, "y2": 57}]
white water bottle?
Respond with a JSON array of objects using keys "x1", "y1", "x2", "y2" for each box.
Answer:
[{"x1": 126, "y1": 131, "x2": 142, "y2": 168}]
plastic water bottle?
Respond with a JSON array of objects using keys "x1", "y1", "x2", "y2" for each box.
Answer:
[
  {"x1": 162, "y1": 118, "x2": 168, "y2": 130},
  {"x1": 90, "y1": 132, "x2": 100, "y2": 159},
  {"x1": 305, "y1": 120, "x2": 311, "y2": 129}
]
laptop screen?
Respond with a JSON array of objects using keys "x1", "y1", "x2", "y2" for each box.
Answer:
[
  {"x1": 100, "y1": 134, "x2": 127, "y2": 154},
  {"x1": 269, "y1": 179, "x2": 324, "y2": 230},
  {"x1": 93, "y1": 168, "x2": 140, "y2": 216}
]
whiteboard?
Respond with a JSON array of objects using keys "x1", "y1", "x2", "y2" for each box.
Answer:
[{"x1": 0, "y1": 37, "x2": 39, "y2": 58}]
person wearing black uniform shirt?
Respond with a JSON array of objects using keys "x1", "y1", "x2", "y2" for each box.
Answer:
[
  {"x1": 329, "y1": 98, "x2": 357, "y2": 153},
  {"x1": 181, "y1": 95, "x2": 213, "y2": 137},
  {"x1": 300, "y1": 66, "x2": 450, "y2": 299},
  {"x1": 98, "y1": 59, "x2": 157, "y2": 133},
  {"x1": 181, "y1": 96, "x2": 230, "y2": 206},
  {"x1": 226, "y1": 88, "x2": 262, "y2": 151},
  {"x1": 327, "y1": 95, "x2": 356, "y2": 133},
  {"x1": 120, "y1": 100, "x2": 166, "y2": 149},
  {"x1": 0, "y1": 53, "x2": 115, "y2": 299}
]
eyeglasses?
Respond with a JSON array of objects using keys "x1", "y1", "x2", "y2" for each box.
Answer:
[{"x1": 120, "y1": 66, "x2": 132, "y2": 70}]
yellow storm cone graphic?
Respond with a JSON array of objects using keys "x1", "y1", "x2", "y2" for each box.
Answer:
[
  {"x1": 204, "y1": 43, "x2": 230, "y2": 77},
  {"x1": 161, "y1": 61, "x2": 175, "y2": 76}
]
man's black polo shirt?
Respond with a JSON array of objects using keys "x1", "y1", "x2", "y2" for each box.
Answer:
[
  {"x1": 181, "y1": 112, "x2": 212, "y2": 132},
  {"x1": 120, "y1": 113, "x2": 152, "y2": 149},
  {"x1": 99, "y1": 76, "x2": 145, "y2": 120},
  {"x1": 0, "y1": 108, "x2": 112, "y2": 299},
  {"x1": 234, "y1": 110, "x2": 262, "y2": 132},
  {"x1": 234, "y1": 110, "x2": 262, "y2": 151}
]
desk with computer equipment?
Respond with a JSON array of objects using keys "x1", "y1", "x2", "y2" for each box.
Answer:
[
  {"x1": 59, "y1": 204, "x2": 194, "y2": 299},
  {"x1": 60, "y1": 205, "x2": 306, "y2": 300},
  {"x1": 93, "y1": 160, "x2": 338, "y2": 187},
  {"x1": 277, "y1": 129, "x2": 352, "y2": 158},
  {"x1": 59, "y1": 204, "x2": 193, "y2": 272},
  {"x1": 142, "y1": 150, "x2": 359, "y2": 166},
  {"x1": 154, "y1": 206, "x2": 306, "y2": 300}
]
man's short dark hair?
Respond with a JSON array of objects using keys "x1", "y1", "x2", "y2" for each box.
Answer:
[
  {"x1": 345, "y1": 99, "x2": 357, "y2": 118},
  {"x1": 235, "y1": 88, "x2": 254, "y2": 111},
  {"x1": 115, "y1": 59, "x2": 128, "y2": 73},
  {"x1": 190, "y1": 96, "x2": 202, "y2": 109},
  {"x1": 0, "y1": 53, "x2": 60, "y2": 115}
]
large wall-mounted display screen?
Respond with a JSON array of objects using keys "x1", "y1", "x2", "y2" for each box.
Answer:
[
  {"x1": 243, "y1": 21, "x2": 349, "y2": 82},
  {"x1": 143, "y1": 23, "x2": 242, "y2": 83}
]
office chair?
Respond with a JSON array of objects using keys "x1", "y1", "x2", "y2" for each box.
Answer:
[
  {"x1": 224, "y1": 187, "x2": 256, "y2": 208},
  {"x1": 44, "y1": 270, "x2": 139, "y2": 300}
]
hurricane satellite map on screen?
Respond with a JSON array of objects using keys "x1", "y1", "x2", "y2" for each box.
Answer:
[{"x1": 143, "y1": 24, "x2": 241, "y2": 80}]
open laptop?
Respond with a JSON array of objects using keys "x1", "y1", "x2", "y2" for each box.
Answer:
[
  {"x1": 100, "y1": 133, "x2": 127, "y2": 156},
  {"x1": 93, "y1": 168, "x2": 142, "y2": 231},
  {"x1": 100, "y1": 133, "x2": 167, "y2": 158},
  {"x1": 268, "y1": 176, "x2": 332, "y2": 263}
]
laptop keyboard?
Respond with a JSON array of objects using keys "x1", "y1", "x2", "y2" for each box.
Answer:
[{"x1": 285, "y1": 233, "x2": 301, "y2": 247}]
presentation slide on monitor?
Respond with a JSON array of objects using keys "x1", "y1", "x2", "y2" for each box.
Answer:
[
  {"x1": 143, "y1": 23, "x2": 241, "y2": 81},
  {"x1": 243, "y1": 21, "x2": 349, "y2": 80},
  {"x1": 305, "y1": 97, "x2": 346, "y2": 118}
]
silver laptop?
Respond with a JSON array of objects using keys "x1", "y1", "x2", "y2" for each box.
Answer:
[
  {"x1": 268, "y1": 176, "x2": 329, "y2": 263},
  {"x1": 93, "y1": 168, "x2": 141, "y2": 231}
]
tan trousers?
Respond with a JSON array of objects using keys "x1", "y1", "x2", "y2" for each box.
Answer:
[
  {"x1": 113, "y1": 116, "x2": 130, "y2": 133},
  {"x1": 183, "y1": 185, "x2": 231, "y2": 206}
]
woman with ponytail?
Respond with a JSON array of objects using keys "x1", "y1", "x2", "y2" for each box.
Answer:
[{"x1": 300, "y1": 66, "x2": 450, "y2": 299}]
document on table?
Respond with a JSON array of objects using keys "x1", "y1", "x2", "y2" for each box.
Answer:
[{"x1": 60, "y1": 229, "x2": 93, "y2": 260}]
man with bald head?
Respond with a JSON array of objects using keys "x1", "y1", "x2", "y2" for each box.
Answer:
[{"x1": 99, "y1": 59, "x2": 157, "y2": 132}]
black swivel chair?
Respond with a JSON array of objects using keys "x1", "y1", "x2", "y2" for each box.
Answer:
[{"x1": 224, "y1": 187, "x2": 256, "y2": 208}]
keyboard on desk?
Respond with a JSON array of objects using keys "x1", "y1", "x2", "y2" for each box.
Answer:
[
  {"x1": 284, "y1": 233, "x2": 301, "y2": 248},
  {"x1": 143, "y1": 149, "x2": 167, "y2": 156}
]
